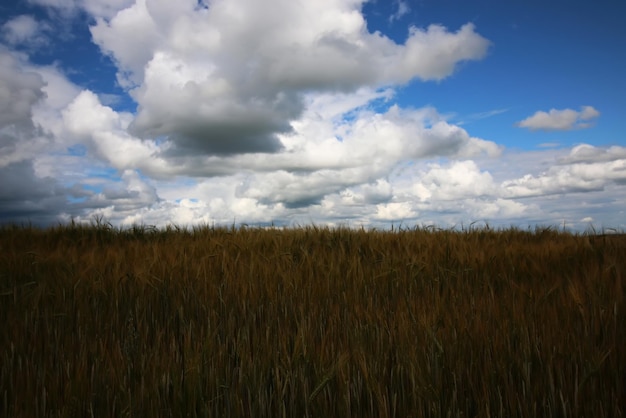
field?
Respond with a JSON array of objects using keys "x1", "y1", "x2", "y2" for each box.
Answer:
[{"x1": 1, "y1": 222, "x2": 625, "y2": 417}]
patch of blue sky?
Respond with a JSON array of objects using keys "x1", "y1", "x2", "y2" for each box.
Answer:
[
  {"x1": 81, "y1": 183, "x2": 104, "y2": 194},
  {"x1": 362, "y1": 0, "x2": 626, "y2": 151},
  {"x1": 66, "y1": 195, "x2": 87, "y2": 204},
  {"x1": 83, "y1": 166, "x2": 122, "y2": 182},
  {"x1": 172, "y1": 177, "x2": 198, "y2": 187},
  {"x1": 361, "y1": 0, "x2": 412, "y2": 43},
  {"x1": 66, "y1": 144, "x2": 86, "y2": 156},
  {"x1": 175, "y1": 198, "x2": 199, "y2": 204},
  {"x1": 366, "y1": 90, "x2": 396, "y2": 114},
  {"x1": 0, "y1": 0, "x2": 136, "y2": 113},
  {"x1": 152, "y1": 136, "x2": 170, "y2": 146}
]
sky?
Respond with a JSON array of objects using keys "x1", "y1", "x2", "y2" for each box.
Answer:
[{"x1": 1, "y1": 0, "x2": 625, "y2": 231}]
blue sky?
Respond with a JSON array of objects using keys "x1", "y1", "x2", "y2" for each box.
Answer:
[
  {"x1": 385, "y1": 0, "x2": 626, "y2": 150},
  {"x1": 1, "y1": 0, "x2": 625, "y2": 230}
]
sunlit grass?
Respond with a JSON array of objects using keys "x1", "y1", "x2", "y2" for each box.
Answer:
[{"x1": 1, "y1": 223, "x2": 624, "y2": 417}]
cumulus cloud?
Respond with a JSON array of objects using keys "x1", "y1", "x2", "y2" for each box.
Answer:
[
  {"x1": 502, "y1": 171, "x2": 605, "y2": 198},
  {"x1": 29, "y1": 64, "x2": 82, "y2": 142},
  {"x1": 56, "y1": 168, "x2": 162, "y2": 225},
  {"x1": 0, "y1": 49, "x2": 51, "y2": 169},
  {"x1": 86, "y1": 0, "x2": 490, "y2": 155},
  {"x1": 558, "y1": 143, "x2": 626, "y2": 164},
  {"x1": 501, "y1": 144, "x2": 626, "y2": 197},
  {"x1": 342, "y1": 180, "x2": 393, "y2": 206},
  {"x1": 137, "y1": 101, "x2": 502, "y2": 211},
  {"x1": 0, "y1": 46, "x2": 163, "y2": 225},
  {"x1": 84, "y1": 87, "x2": 499, "y2": 186},
  {"x1": 375, "y1": 202, "x2": 417, "y2": 221},
  {"x1": 1, "y1": 0, "x2": 623, "y2": 231},
  {"x1": 0, "y1": 49, "x2": 46, "y2": 131},
  {"x1": 62, "y1": 90, "x2": 165, "y2": 172},
  {"x1": 98, "y1": 169, "x2": 159, "y2": 212},
  {"x1": 516, "y1": 106, "x2": 600, "y2": 131},
  {"x1": 41, "y1": 83, "x2": 506, "y2": 226},
  {"x1": 411, "y1": 160, "x2": 497, "y2": 202}
]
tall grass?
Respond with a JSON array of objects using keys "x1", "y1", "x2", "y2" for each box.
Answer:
[{"x1": 1, "y1": 223, "x2": 624, "y2": 417}]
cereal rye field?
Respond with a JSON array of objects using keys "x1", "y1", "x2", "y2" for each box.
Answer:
[{"x1": 1, "y1": 223, "x2": 625, "y2": 417}]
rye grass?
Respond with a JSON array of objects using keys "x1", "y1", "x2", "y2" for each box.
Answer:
[{"x1": 1, "y1": 223, "x2": 624, "y2": 417}]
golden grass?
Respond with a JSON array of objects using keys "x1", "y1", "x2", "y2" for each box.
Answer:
[{"x1": 1, "y1": 222, "x2": 624, "y2": 417}]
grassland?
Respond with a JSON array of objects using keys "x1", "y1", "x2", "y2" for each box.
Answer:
[{"x1": 1, "y1": 222, "x2": 624, "y2": 417}]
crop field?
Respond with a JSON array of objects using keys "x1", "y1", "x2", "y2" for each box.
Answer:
[{"x1": 1, "y1": 222, "x2": 625, "y2": 417}]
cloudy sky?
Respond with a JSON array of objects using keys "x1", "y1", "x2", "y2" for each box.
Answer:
[{"x1": 1, "y1": 0, "x2": 625, "y2": 230}]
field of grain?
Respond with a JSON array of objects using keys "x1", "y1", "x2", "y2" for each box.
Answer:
[{"x1": 1, "y1": 223, "x2": 624, "y2": 417}]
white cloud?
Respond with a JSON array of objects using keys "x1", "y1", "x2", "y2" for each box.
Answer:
[
  {"x1": 343, "y1": 180, "x2": 393, "y2": 206},
  {"x1": 558, "y1": 143, "x2": 626, "y2": 164},
  {"x1": 0, "y1": 51, "x2": 76, "y2": 225},
  {"x1": 0, "y1": 49, "x2": 46, "y2": 130},
  {"x1": 375, "y1": 202, "x2": 417, "y2": 221},
  {"x1": 28, "y1": 0, "x2": 134, "y2": 19},
  {"x1": 0, "y1": 60, "x2": 79, "y2": 153},
  {"x1": 392, "y1": 23, "x2": 490, "y2": 82},
  {"x1": 38, "y1": 83, "x2": 507, "y2": 227},
  {"x1": 0, "y1": 49, "x2": 50, "y2": 168},
  {"x1": 389, "y1": 0, "x2": 411, "y2": 23},
  {"x1": 466, "y1": 198, "x2": 529, "y2": 219},
  {"x1": 106, "y1": 94, "x2": 500, "y2": 183},
  {"x1": 87, "y1": 0, "x2": 489, "y2": 155},
  {"x1": 501, "y1": 144, "x2": 626, "y2": 198},
  {"x1": 63, "y1": 90, "x2": 124, "y2": 137},
  {"x1": 502, "y1": 171, "x2": 605, "y2": 198},
  {"x1": 62, "y1": 90, "x2": 165, "y2": 172},
  {"x1": 34, "y1": 65, "x2": 82, "y2": 111},
  {"x1": 410, "y1": 160, "x2": 497, "y2": 201},
  {"x1": 516, "y1": 106, "x2": 600, "y2": 131},
  {"x1": 1, "y1": 1, "x2": 624, "y2": 231},
  {"x1": 90, "y1": 0, "x2": 160, "y2": 88},
  {"x1": 1, "y1": 15, "x2": 51, "y2": 47}
]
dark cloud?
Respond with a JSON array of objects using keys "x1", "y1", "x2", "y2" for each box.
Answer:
[
  {"x1": 145, "y1": 118, "x2": 288, "y2": 156},
  {"x1": 0, "y1": 48, "x2": 46, "y2": 130},
  {"x1": 0, "y1": 161, "x2": 68, "y2": 225}
]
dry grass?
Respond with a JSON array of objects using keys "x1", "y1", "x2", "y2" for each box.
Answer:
[{"x1": 1, "y1": 222, "x2": 624, "y2": 417}]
